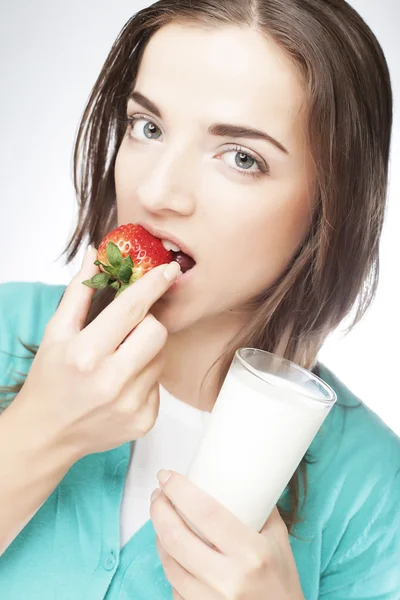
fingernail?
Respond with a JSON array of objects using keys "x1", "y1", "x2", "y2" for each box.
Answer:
[
  {"x1": 157, "y1": 469, "x2": 171, "y2": 485},
  {"x1": 151, "y1": 488, "x2": 161, "y2": 502},
  {"x1": 163, "y1": 262, "x2": 181, "y2": 282}
]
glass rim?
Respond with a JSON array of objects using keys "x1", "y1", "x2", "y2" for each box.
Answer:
[{"x1": 235, "y1": 348, "x2": 336, "y2": 406}]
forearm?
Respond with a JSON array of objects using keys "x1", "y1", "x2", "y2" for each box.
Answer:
[{"x1": 0, "y1": 397, "x2": 76, "y2": 556}]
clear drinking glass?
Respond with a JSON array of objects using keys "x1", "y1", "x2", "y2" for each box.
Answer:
[{"x1": 184, "y1": 348, "x2": 336, "y2": 537}]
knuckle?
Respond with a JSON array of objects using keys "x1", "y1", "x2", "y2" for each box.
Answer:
[
  {"x1": 64, "y1": 343, "x2": 96, "y2": 374},
  {"x1": 144, "y1": 315, "x2": 168, "y2": 342},
  {"x1": 221, "y1": 550, "x2": 269, "y2": 598},
  {"x1": 114, "y1": 401, "x2": 135, "y2": 420},
  {"x1": 75, "y1": 354, "x2": 96, "y2": 375},
  {"x1": 75, "y1": 355, "x2": 97, "y2": 375},
  {"x1": 243, "y1": 544, "x2": 270, "y2": 574},
  {"x1": 115, "y1": 387, "x2": 143, "y2": 414},
  {"x1": 135, "y1": 407, "x2": 157, "y2": 435}
]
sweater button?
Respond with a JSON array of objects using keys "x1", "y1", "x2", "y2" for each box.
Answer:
[{"x1": 104, "y1": 551, "x2": 117, "y2": 571}]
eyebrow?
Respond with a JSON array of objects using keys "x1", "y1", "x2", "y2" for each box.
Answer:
[{"x1": 129, "y1": 90, "x2": 289, "y2": 155}]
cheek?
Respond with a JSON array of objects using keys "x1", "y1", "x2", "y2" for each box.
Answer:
[
  {"x1": 258, "y1": 199, "x2": 311, "y2": 262},
  {"x1": 114, "y1": 146, "x2": 138, "y2": 218},
  {"x1": 210, "y1": 193, "x2": 312, "y2": 300}
]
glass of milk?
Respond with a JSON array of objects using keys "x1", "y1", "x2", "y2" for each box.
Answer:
[{"x1": 183, "y1": 348, "x2": 336, "y2": 538}]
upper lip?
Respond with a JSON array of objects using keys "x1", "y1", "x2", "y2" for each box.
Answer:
[{"x1": 137, "y1": 222, "x2": 196, "y2": 261}]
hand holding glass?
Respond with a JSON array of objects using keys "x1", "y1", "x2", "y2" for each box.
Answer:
[{"x1": 182, "y1": 349, "x2": 336, "y2": 539}]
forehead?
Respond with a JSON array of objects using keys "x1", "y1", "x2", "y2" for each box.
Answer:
[{"x1": 134, "y1": 24, "x2": 307, "y2": 152}]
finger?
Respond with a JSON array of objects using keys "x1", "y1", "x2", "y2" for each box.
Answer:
[
  {"x1": 157, "y1": 471, "x2": 259, "y2": 559},
  {"x1": 151, "y1": 491, "x2": 228, "y2": 593},
  {"x1": 77, "y1": 261, "x2": 180, "y2": 361},
  {"x1": 156, "y1": 538, "x2": 222, "y2": 600},
  {"x1": 104, "y1": 314, "x2": 167, "y2": 384},
  {"x1": 46, "y1": 246, "x2": 99, "y2": 340}
]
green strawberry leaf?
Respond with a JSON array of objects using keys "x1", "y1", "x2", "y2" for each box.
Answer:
[
  {"x1": 95, "y1": 259, "x2": 116, "y2": 276},
  {"x1": 110, "y1": 281, "x2": 121, "y2": 290},
  {"x1": 123, "y1": 255, "x2": 134, "y2": 268},
  {"x1": 118, "y1": 264, "x2": 133, "y2": 284},
  {"x1": 82, "y1": 273, "x2": 110, "y2": 289},
  {"x1": 106, "y1": 242, "x2": 123, "y2": 269},
  {"x1": 102, "y1": 264, "x2": 117, "y2": 277},
  {"x1": 82, "y1": 280, "x2": 96, "y2": 289}
]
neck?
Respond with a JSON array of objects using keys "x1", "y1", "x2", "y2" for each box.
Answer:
[{"x1": 159, "y1": 312, "x2": 248, "y2": 412}]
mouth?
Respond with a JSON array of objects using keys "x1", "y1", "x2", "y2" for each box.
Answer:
[{"x1": 160, "y1": 239, "x2": 196, "y2": 275}]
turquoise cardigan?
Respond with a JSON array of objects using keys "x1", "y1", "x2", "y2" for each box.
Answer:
[{"x1": 0, "y1": 281, "x2": 399, "y2": 599}]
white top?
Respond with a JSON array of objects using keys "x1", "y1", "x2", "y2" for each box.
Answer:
[{"x1": 120, "y1": 385, "x2": 211, "y2": 547}]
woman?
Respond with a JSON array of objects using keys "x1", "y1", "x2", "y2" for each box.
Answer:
[{"x1": 0, "y1": 0, "x2": 399, "y2": 598}]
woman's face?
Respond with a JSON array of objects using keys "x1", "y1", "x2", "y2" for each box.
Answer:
[{"x1": 115, "y1": 24, "x2": 315, "y2": 333}]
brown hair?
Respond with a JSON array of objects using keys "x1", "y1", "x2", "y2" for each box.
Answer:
[{"x1": 0, "y1": 0, "x2": 392, "y2": 533}]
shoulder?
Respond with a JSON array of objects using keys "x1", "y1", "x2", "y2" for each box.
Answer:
[
  {"x1": 306, "y1": 364, "x2": 400, "y2": 592},
  {"x1": 0, "y1": 281, "x2": 66, "y2": 390},
  {"x1": 315, "y1": 363, "x2": 400, "y2": 482}
]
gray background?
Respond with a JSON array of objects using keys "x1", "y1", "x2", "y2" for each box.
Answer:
[{"x1": 0, "y1": 1, "x2": 399, "y2": 433}]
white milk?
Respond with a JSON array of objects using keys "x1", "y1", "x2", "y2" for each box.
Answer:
[{"x1": 186, "y1": 358, "x2": 334, "y2": 534}]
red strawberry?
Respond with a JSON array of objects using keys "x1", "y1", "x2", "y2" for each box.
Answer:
[{"x1": 82, "y1": 223, "x2": 173, "y2": 298}]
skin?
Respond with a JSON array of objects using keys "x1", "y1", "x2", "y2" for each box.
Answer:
[
  {"x1": 114, "y1": 25, "x2": 314, "y2": 598},
  {"x1": 115, "y1": 24, "x2": 315, "y2": 412}
]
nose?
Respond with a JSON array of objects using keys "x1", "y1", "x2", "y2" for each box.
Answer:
[{"x1": 135, "y1": 146, "x2": 196, "y2": 217}]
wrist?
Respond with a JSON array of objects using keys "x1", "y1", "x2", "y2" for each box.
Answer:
[{"x1": 4, "y1": 394, "x2": 79, "y2": 472}]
